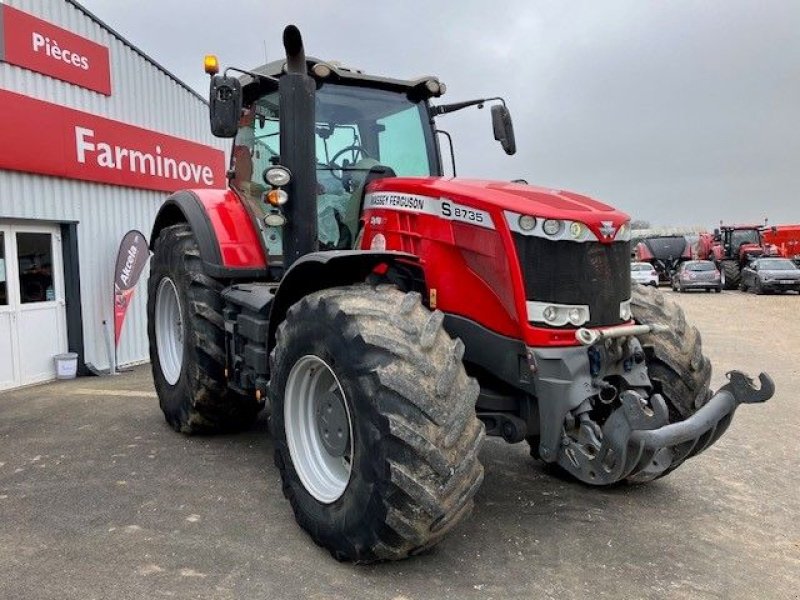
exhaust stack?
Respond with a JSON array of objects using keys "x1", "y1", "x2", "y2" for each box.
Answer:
[{"x1": 279, "y1": 25, "x2": 318, "y2": 268}]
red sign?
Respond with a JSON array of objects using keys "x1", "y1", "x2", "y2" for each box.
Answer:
[
  {"x1": 114, "y1": 230, "x2": 149, "y2": 347},
  {"x1": 0, "y1": 5, "x2": 112, "y2": 95},
  {"x1": 0, "y1": 89, "x2": 226, "y2": 193}
]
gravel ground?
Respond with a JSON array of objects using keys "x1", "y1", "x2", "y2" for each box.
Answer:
[{"x1": 0, "y1": 288, "x2": 797, "y2": 599}]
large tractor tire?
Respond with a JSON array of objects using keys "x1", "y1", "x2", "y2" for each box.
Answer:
[
  {"x1": 720, "y1": 260, "x2": 740, "y2": 290},
  {"x1": 269, "y1": 284, "x2": 484, "y2": 563},
  {"x1": 631, "y1": 284, "x2": 712, "y2": 424},
  {"x1": 147, "y1": 223, "x2": 261, "y2": 434}
]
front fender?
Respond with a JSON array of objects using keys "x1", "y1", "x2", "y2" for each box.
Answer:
[
  {"x1": 150, "y1": 189, "x2": 268, "y2": 279},
  {"x1": 267, "y1": 250, "x2": 422, "y2": 349}
]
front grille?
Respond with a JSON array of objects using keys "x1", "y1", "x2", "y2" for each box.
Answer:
[{"x1": 513, "y1": 234, "x2": 631, "y2": 328}]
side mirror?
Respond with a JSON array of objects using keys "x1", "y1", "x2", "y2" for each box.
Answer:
[
  {"x1": 491, "y1": 104, "x2": 516, "y2": 155},
  {"x1": 209, "y1": 75, "x2": 242, "y2": 138}
]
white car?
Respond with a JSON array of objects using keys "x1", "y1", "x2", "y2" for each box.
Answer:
[{"x1": 631, "y1": 262, "x2": 659, "y2": 287}]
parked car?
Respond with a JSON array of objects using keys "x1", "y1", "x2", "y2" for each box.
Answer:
[
  {"x1": 671, "y1": 260, "x2": 722, "y2": 293},
  {"x1": 740, "y1": 258, "x2": 800, "y2": 294},
  {"x1": 631, "y1": 261, "x2": 659, "y2": 286}
]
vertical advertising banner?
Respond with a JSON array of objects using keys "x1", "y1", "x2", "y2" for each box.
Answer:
[{"x1": 114, "y1": 230, "x2": 149, "y2": 347}]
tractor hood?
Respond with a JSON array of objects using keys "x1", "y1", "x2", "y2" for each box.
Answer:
[{"x1": 366, "y1": 177, "x2": 630, "y2": 234}]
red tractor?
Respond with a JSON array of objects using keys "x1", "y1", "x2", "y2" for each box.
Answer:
[
  {"x1": 696, "y1": 224, "x2": 777, "y2": 289},
  {"x1": 147, "y1": 27, "x2": 773, "y2": 562}
]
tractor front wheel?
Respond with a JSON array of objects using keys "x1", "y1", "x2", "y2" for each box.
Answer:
[
  {"x1": 721, "y1": 260, "x2": 740, "y2": 290},
  {"x1": 269, "y1": 285, "x2": 484, "y2": 563},
  {"x1": 147, "y1": 223, "x2": 261, "y2": 434}
]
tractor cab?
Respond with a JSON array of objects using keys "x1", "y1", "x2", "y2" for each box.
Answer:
[
  {"x1": 205, "y1": 48, "x2": 514, "y2": 266},
  {"x1": 722, "y1": 226, "x2": 763, "y2": 259},
  {"x1": 230, "y1": 66, "x2": 441, "y2": 254}
]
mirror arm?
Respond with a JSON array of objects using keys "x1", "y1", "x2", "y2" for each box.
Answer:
[
  {"x1": 223, "y1": 65, "x2": 280, "y2": 85},
  {"x1": 430, "y1": 96, "x2": 506, "y2": 117}
]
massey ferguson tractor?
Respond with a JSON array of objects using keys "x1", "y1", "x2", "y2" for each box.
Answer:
[
  {"x1": 147, "y1": 26, "x2": 774, "y2": 563},
  {"x1": 696, "y1": 224, "x2": 776, "y2": 289}
]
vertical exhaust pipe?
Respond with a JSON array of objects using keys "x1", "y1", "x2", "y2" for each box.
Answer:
[{"x1": 279, "y1": 25, "x2": 318, "y2": 268}]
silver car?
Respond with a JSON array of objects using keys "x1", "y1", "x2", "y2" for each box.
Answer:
[
  {"x1": 740, "y1": 258, "x2": 800, "y2": 294},
  {"x1": 671, "y1": 260, "x2": 722, "y2": 293}
]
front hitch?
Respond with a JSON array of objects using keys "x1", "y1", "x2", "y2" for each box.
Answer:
[{"x1": 557, "y1": 371, "x2": 775, "y2": 484}]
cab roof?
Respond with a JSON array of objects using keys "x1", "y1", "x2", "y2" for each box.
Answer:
[{"x1": 242, "y1": 57, "x2": 444, "y2": 97}]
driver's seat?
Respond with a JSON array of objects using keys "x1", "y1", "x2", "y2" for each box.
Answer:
[{"x1": 342, "y1": 160, "x2": 396, "y2": 247}]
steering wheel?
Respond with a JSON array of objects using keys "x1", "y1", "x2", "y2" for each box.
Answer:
[{"x1": 329, "y1": 145, "x2": 371, "y2": 180}]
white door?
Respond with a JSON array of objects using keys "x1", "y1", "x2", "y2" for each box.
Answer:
[
  {"x1": 0, "y1": 223, "x2": 68, "y2": 390},
  {"x1": 0, "y1": 228, "x2": 18, "y2": 389}
]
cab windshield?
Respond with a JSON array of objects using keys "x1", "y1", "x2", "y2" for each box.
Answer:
[
  {"x1": 231, "y1": 83, "x2": 436, "y2": 252},
  {"x1": 730, "y1": 229, "x2": 760, "y2": 248}
]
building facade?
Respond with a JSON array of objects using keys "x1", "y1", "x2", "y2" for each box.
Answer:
[{"x1": 0, "y1": 0, "x2": 228, "y2": 389}]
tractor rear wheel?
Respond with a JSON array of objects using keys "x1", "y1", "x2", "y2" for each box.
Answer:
[
  {"x1": 147, "y1": 223, "x2": 261, "y2": 434},
  {"x1": 269, "y1": 284, "x2": 484, "y2": 563},
  {"x1": 721, "y1": 260, "x2": 740, "y2": 290}
]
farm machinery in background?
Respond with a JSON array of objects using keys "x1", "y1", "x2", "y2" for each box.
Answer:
[
  {"x1": 633, "y1": 235, "x2": 692, "y2": 284},
  {"x1": 762, "y1": 224, "x2": 800, "y2": 267},
  {"x1": 695, "y1": 224, "x2": 779, "y2": 289}
]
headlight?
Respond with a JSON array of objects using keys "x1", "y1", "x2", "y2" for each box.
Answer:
[
  {"x1": 518, "y1": 215, "x2": 537, "y2": 231},
  {"x1": 264, "y1": 211, "x2": 286, "y2": 227},
  {"x1": 312, "y1": 63, "x2": 332, "y2": 78},
  {"x1": 616, "y1": 222, "x2": 631, "y2": 241},
  {"x1": 425, "y1": 79, "x2": 441, "y2": 95},
  {"x1": 569, "y1": 221, "x2": 584, "y2": 240},
  {"x1": 264, "y1": 166, "x2": 291, "y2": 187},
  {"x1": 543, "y1": 306, "x2": 557, "y2": 323},
  {"x1": 527, "y1": 301, "x2": 590, "y2": 327},
  {"x1": 543, "y1": 219, "x2": 563, "y2": 236}
]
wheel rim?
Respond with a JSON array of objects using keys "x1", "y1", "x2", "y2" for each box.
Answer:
[
  {"x1": 155, "y1": 277, "x2": 184, "y2": 385},
  {"x1": 284, "y1": 355, "x2": 353, "y2": 504}
]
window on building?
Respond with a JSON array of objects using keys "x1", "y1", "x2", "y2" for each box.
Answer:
[{"x1": 16, "y1": 232, "x2": 54, "y2": 304}]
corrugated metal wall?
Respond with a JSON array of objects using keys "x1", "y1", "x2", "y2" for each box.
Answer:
[{"x1": 0, "y1": 0, "x2": 229, "y2": 370}]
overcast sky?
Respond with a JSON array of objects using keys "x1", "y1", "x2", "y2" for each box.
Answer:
[{"x1": 81, "y1": 0, "x2": 799, "y2": 228}]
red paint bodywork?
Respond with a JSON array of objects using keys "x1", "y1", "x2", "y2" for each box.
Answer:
[
  {"x1": 360, "y1": 178, "x2": 630, "y2": 348},
  {"x1": 762, "y1": 225, "x2": 800, "y2": 260},
  {"x1": 192, "y1": 188, "x2": 268, "y2": 270},
  {"x1": 189, "y1": 177, "x2": 632, "y2": 347}
]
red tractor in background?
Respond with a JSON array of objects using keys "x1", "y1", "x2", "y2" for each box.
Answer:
[
  {"x1": 146, "y1": 26, "x2": 773, "y2": 563},
  {"x1": 695, "y1": 224, "x2": 777, "y2": 289}
]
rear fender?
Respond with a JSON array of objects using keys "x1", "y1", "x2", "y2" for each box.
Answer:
[
  {"x1": 150, "y1": 189, "x2": 268, "y2": 279},
  {"x1": 267, "y1": 250, "x2": 423, "y2": 350}
]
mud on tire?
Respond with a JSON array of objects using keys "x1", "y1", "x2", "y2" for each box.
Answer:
[
  {"x1": 631, "y1": 284, "x2": 713, "y2": 425},
  {"x1": 269, "y1": 284, "x2": 484, "y2": 563},
  {"x1": 147, "y1": 223, "x2": 262, "y2": 434}
]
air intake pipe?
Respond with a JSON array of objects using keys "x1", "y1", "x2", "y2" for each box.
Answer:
[{"x1": 279, "y1": 25, "x2": 318, "y2": 267}]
